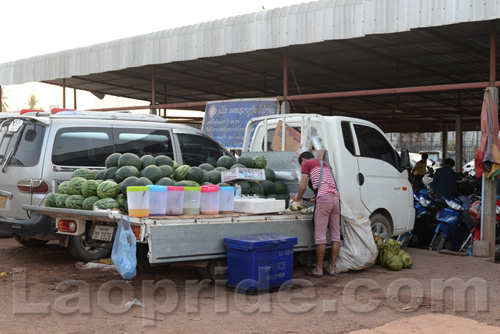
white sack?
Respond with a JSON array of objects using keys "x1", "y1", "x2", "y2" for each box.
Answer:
[{"x1": 335, "y1": 201, "x2": 379, "y2": 274}]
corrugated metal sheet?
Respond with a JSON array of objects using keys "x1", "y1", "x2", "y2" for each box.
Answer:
[{"x1": 1, "y1": 0, "x2": 499, "y2": 86}]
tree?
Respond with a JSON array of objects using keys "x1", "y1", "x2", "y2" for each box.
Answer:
[
  {"x1": 26, "y1": 94, "x2": 40, "y2": 109},
  {"x1": 1, "y1": 87, "x2": 9, "y2": 112}
]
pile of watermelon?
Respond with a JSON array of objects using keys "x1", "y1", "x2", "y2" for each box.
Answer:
[{"x1": 43, "y1": 152, "x2": 290, "y2": 213}]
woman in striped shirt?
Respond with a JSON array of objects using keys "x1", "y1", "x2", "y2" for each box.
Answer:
[{"x1": 290, "y1": 151, "x2": 340, "y2": 278}]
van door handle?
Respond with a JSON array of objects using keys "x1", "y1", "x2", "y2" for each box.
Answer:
[{"x1": 358, "y1": 173, "x2": 364, "y2": 185}]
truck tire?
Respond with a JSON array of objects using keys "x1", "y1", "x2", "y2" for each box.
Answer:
[
  {"x1": 198, "y1": 258, "x2": 226, "y2": 281},
  {"x1": 136, "y1": 244, "x2": 170, "y2": 273},
  {"x1": 370, "y1": 213, "x2": 392, "y2": 239},
  {"x1": 67, "y1": 234, "x2": 111, "y2": 262},
  {"x1": 14, "y1": 235, "x2": 49, "y2": 247}
]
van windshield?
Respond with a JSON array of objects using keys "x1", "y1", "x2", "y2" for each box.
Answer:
[{"x1": 0, "y1": 120, "x2": 45, "y2": 167}]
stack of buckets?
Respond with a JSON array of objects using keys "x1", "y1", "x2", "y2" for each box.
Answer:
[{"x1": 126, "y1": 184, "x2": 235, "y2": 217}]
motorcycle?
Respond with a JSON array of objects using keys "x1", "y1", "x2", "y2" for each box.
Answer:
[
  {"x1": 458, "y1": 197, "x2": 500, "y2": 259},
  {"x1": 428, "y1": 195, "x2": 471, "y2": 252}
]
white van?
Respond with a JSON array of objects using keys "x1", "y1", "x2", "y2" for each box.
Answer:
[
  {"x1": 242, "y1": 114, "x2": 415, "y2": 237},
  {"x1": 0, "y1": 110, "x2": 233, "y2": 260}
]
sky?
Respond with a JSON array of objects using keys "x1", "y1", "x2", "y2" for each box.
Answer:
[{"x1": 1, "y1": 0, "x2": 308, "y2": 113}]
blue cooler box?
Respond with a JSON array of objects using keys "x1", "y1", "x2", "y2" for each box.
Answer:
[{"x1": 223, "y1": 233, "x2": 298, "y2": 293}]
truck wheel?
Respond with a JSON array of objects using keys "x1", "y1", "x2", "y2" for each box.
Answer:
[
  {"x1": 429, "y1": 232, "x2": 445, "y2": 251},
  {"x1": 370, "y1": 213, "x2": 392, "y2": 239},
  {"x1": 67, "y1": 235, "x2": 111, "y2": 262},
  {"x1": 14, "y1": 235, "x2": 49, "y2": 247},
  {"x1": 198, "y1": 258, "x2": 226, "y2": 281},
  {"x1": 136, "y1": 244, "x2": 170, "y2": 273}
]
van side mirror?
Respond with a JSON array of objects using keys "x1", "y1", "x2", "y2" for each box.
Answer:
[{"x1": 399, "y1": 149, "x2": 411, "y2": 171}]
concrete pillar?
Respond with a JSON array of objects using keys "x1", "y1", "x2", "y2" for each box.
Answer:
[{"x1": 441, "y1": 124, "x2": 448, "y2": 164}]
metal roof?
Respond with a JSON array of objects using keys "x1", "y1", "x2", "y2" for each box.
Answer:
[{"x1": 1, "y1": 0, "x2": 500, "y2": 132}]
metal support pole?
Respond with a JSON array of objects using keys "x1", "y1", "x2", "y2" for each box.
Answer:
[
  {"x1": 151, "y1": 66, "x2": 156, "y2": 115},
  {"x1": 455, "y1": 92, "x2": 463, "y2": 171},
  {"x1": 73, "y1": 89, "x2": 77, "y2": 109},
  {"x1": 483, "y1": 87, "x2": 498, "y2": 262},
  {"x1": 62, "y1": 79, "x2": 66, "y2": 109},
  {"x1": 490, "y1": 20, "x2": 497, "y2": 85},
  {"x1": 441, "y1": 123, "x2": 448, "y2": 163},
  {"x1": 0, "y1": 85, "x2": 2, "y2": 113}
]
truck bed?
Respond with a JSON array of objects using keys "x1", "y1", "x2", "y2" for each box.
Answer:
[{"x1": 23, "y1": 205, "x2": 315, "y2": 264}]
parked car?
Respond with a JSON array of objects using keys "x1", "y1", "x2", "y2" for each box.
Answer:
[{"x1": 0, "y1": 109, "x2": 233, "y2": 260}]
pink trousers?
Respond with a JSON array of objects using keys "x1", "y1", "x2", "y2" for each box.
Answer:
[{"x1": 314, "y1": 194, "x2": 340, "y2": 244}]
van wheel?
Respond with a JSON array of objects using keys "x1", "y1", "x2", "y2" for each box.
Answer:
[
  {"x1": 198, "y1": 258, "x2": 227, "y2": 281},
  {"x1": 370, "y1": 213, "x2": 392, "y2": 239},
  {"x1": 67, "y1": 235, "x2": 111, "y2": 262},
  {"x1": 14, "y1": 235, "x2": 49, "y2": 247}
]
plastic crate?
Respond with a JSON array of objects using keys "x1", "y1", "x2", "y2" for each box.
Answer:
[{"x1": 223, "y1": 233, "x2": 298, "y2": 294}]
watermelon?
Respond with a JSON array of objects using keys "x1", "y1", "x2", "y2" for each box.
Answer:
[
  {"x1": 237, "y1": 156, "x2": 254, "y2": 168},
  {"x1": 97, "y1": 180, "x2": 120, "y2": 199},
  {"x1": 118, "y1": 153, "x2": 141, "y2": 170},
  {"x1": 141, "y1": 165, "x2": 163, "y2": 183},
  {"x1": 58, "y1": 181, "x2": 70, "y2": 194},
  {"x1": 56, "y1": 194, "x2": 70, "y2": 208},
  {"x1": 186, "y1": 167, "x2": 205, "y2": 185},
  {"x1": 175, "y1": 180, "x2": 200, "y2": 187},
  {"x1": 156, "y1": 177, "x2": 175, "y2": 186},
  {"x1": 260, "y1": 180, "x2": 276, "y2": 196},
  {"x1": 274, "y1": 180, "x2": 287, "y2": 195},
  {"x1": 207, "y1": 170, "x2": 222, "y2": 184},
  {"x1": 277, "y1": 193, "x2": 290, "y2": 208},
  {"x1": 250, "y1": 182, "x2": 265, "y2": 197},
  {"x1": 104, "y1": 167, "x2": 119, "y2": 180},
  {"x1": 218, "y1": 182, "x2": 232, "y2": 188},
  {"x1": 72, "y1": 168, "x2": 95, "y2": 180},
  {"x1": 173, "y1": 160, "x2": 179, "y2": 170},
  {"x1": 201, "y1": 182, "x2": 213, "y2": 186},
  {"x1": 252, "y1": 155, "x2": 267, "y2": 169},
  {"x1": 140, "y1": 155, "x2": 155, "y2": 169},
  {"x1": 115, "y1": 194, "x2": 127, "y2": 212},
  {"x1": 174, "y1": 165, "x2": 191, "y2": 181},
  {"x1": 94, "y1": 170, "x2": 106, "y2": 180},
  {"x1": 155, "y1": 155, "x2": 174, "y2": 167},
  {"x1": 115, "y1": 165, "x2": 140, "y2": 183},
  {"x1": 44, "y1": 193, "x2": 58, "y2": 207},
  {"x1": 81, "y1": 180, "x2": 99, "y2": 198},
  {"x1": 202, "y1": 169, "x2": 209, "y2": 182},
  {"x1": 234, "y1": 180, "x2": 251, "y2": 195},
  {"x1": 159, "y1": 165, "x2": 175, "y2": 178},
  {"x1": 140, "y1": 177, "x2": 153, "y2": 186},
  {"x1": 198, "y1": 163, "x2": 215, "y2": 171},
  {"x1": 94, "y1": 198, "x2": 119, "y2": 210},
  {"x1": 68, "y1": 177, "x2": 87, "y2": 195},
  {"x1": 82, "y1": 196, "x2": 100, "y2": 210},
  {"x1": 265, "y1": 168, "x2": 276, "y2": 182},
  {"x1": 217, "y1": 156, "x2": 234, "y2": 169},
  {"x1": 65, "y1": 195, "x2": 85, "y2": 210},
  {"x1": 231, "y1": 164, "x2": 247, "y2": 169},
  {"x1": 105, "y1": 153, "x2": 122, "y2": 168},
  {"x1": 267, "y1": 194, "x2": 279, "y2": 199},
  {"x1": 214, "y1": 166, "x2": 227, "y2": 172},
  {"x1": 119, "y1": 176, "x2": 143, "y2": 195}
]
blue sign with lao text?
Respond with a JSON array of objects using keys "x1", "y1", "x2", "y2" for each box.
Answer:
[{"x1": 202, "y1": 98, "x2": 279, "y2": 150}]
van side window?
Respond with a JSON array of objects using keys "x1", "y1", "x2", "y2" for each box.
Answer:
[
  {"x1": 353, "y1": 124, "x2": 396, "y2": 167},
  {"x1": 341, "y1": 121, "x2": 356, "y2": 155},
  {"x1": 177, "y1": 133, "x2": 224, "y2": 166},
  {"x1": 53, "y1": 128, "x2": 114, "y2": 167},
  {"x1": 113, "y1": 129, "x2": 174, "y2": 158}
]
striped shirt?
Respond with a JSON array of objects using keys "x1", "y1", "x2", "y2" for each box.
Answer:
[{"x1": 301, "y1": 159, "x2": 339, "y2": 198}]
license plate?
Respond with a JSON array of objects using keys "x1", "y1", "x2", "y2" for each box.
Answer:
[
  {"x1": 0, "y1": 196, "x2": 6, "y2": 209},
  {"x1": 92, "y1": 225, "x2": 114, "y2": 241}
]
